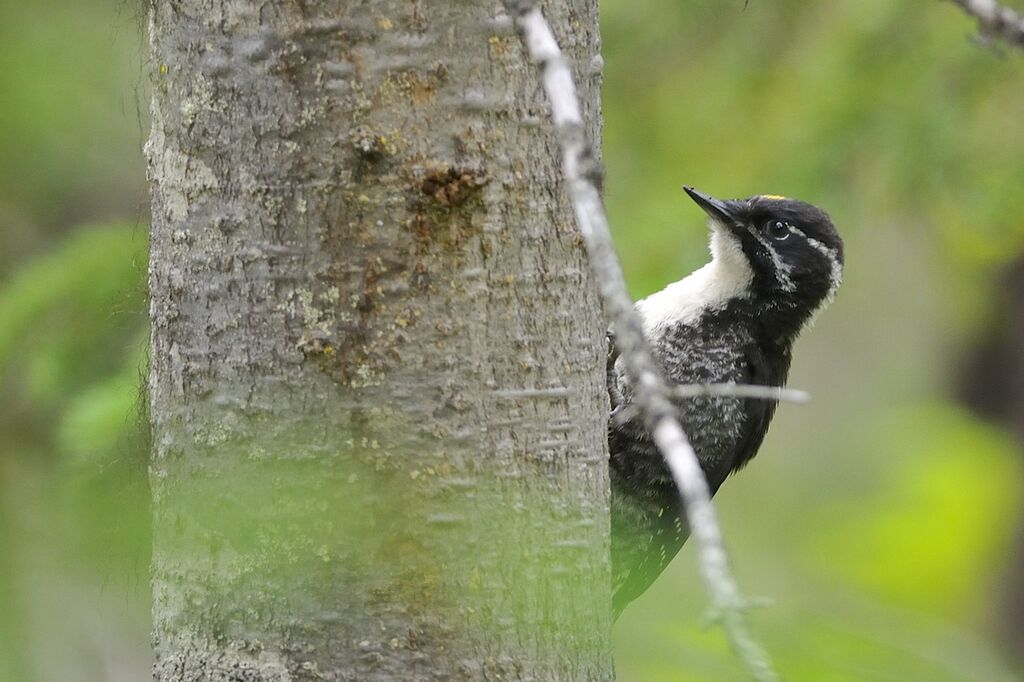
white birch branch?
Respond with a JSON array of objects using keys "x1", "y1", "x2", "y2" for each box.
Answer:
[
  {"x1": 950, "y1": 0, "x2": 1024, "y2": 48},
  {"x1": 615, "y1": 384, "x2": 809, "y2": 425},
  {"x1": 501, "y1": 3, "x2": 779, "y2": 680},
  {"x1": 672, "y1": 383, "x2": 810, "y2": 404}
]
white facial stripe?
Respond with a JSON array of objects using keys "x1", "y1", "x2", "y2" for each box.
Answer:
[
  {"x1": 787, "y1": 226, "x2": 843, "y2": 335},
  {"x1": 789, "y1": 226, "x2": 843, "y2": 303},
  {"x1": 634, "y1": 222, "x2": 753, "y2": 335},
  {"x1": 750, "y1": 228, "x2": 796, "y2": 292},
  {"x1": 812, "y1": 239, "x2": 843, "y2": 305}
]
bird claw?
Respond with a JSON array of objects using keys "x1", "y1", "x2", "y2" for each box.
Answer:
[
  {"x1": 700, "y1": 596, "x2": 775, "y2": 629},
  {"x1": 610, "y1": 404, "x2": 640, "y2": 425}
]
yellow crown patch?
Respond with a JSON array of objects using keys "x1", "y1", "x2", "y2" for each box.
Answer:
[{"x1": 761, "y1": 194, "x2": 789, "y2": 201}]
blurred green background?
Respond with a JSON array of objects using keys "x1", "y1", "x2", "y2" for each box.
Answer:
[{"x1": 2, "y1": 0, "x2": 1023, "y2": 679}]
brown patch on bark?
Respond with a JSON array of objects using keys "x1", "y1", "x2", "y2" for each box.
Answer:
[
  {"x1": 419, "y1": 166, "x2": 486, "y2": 207},
  {"x1": 404, "y1": 164, "x2": 489, "y2": 257},
  {"x1": 359, "y1": 256, "x2": 385, "y2": 312},
  {"x1": 407, "y1": 72, "x2": 435, "y2": 105},
  {"x1": 411, "y1": 260, "x2": 430, "y2": 289}
]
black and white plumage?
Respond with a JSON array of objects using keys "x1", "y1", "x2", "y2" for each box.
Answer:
[{"x1": 609, "y1": 188, "x2": 844, "y2": 618}]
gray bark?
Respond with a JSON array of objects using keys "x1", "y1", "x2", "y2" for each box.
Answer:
[{"x1": 145, "y1": 1, "x2": 610, "y2": 680}]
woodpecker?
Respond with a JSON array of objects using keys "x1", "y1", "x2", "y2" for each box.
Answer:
[{"x1": 608, "y1": 187, "x2": 844, "y2": 618}]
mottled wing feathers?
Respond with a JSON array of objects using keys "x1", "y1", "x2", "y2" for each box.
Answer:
[
  {"x1": 728, "y1": 342, "x2": 789, "y2": 476},
  {"x1": 607, "y1": 308, "x2": 789, "y2": 615}
]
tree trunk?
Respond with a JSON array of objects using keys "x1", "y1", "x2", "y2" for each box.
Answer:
[{"x1": 146, "y1": 1, "x2": 610, "y2": 680}]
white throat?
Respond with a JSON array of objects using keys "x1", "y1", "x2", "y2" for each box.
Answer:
[{"x1": 634, "y1": 225, "x2": 754, "y2": 337}]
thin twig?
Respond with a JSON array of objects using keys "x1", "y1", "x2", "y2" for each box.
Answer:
[
  {"x1": 501, "y1": 3, "x2": 779, "y2": 680},
  {"x1": 673, "y1": 383, "x2": 810, "y2": 404},
  {"x1": 949, "y1": 0, "x2": 1024, "y2": 48},
  {"x1": 616, "y1": 384, "x2": 809, "y2": 425}
]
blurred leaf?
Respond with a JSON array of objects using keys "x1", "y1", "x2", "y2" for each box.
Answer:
[
  {"x1": 0, "y1": 222, "x2": 147, "y2": 407},
  {"x1": 56, "y1": 328, "x2": 147, "y2": 469},
  {"x1": 812, "y1": 404, "x2": 1021, "y2": 618}
]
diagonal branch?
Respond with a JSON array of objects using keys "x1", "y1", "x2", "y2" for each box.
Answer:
[
  {"x1": 949, "y1": 0, "x2": 1024, "y2": 48},
  {"x1": 501, "y1": 2, "x2": 779, "y2": 680}
]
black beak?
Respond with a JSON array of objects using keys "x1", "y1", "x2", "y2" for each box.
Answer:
[{"x1": 683, "y1": 186, "x2": 741, "y2": 226}]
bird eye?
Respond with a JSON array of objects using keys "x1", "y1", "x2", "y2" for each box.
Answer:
[{"x1": 766, "y1": 220, "x2": 790, "y2": 241}]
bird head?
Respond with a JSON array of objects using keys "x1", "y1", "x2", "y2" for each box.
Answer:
[{"x1": 683, "y1": 186, "x2": 844, "y2": 338}]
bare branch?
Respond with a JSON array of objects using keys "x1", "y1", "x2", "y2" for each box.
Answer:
[
  {"x1": 949, "y1": 0, "x2": 1024, "y2": 48},
  {"x1": 615, "y1": 384, "x2": 809, "y2": 425},
  {"x1": 672, "y1": 383, "x2": 810, "y2": 404},
  {"x1": 501, "y1": 3, "x2": 779, "y2": 680}
]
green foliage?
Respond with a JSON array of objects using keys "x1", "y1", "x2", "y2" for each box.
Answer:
[
  {"x1": 814, "y1": 406, "x2": 1020, "y2": 618},
  {"x1": 603, "y1": 0, "x2": 1024, "y2": 679},
  {"x1": 0, "y1": 223, "x2": 149, "y2": 681},
  {"x1": 1, "y1": 0, "x2": 1023, "y2": 679},
  {"x1": 0, "y1": 223, "x2": 147, "y2": 407}
]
